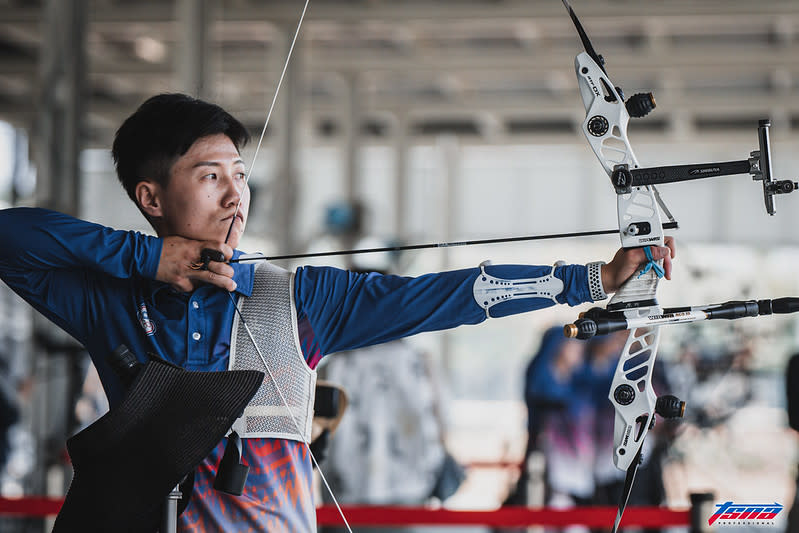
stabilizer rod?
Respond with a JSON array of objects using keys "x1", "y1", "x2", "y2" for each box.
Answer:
[{"x1": 564, "y1": 297, "x2": 799, "y2": 339}]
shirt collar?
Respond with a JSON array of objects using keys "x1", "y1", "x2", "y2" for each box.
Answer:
[{"x1": 230, "y1": 249, "x2": 254, "y2": 297}]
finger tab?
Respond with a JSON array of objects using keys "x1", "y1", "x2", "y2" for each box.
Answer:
[{"x1": 199, "y1": 248, "x2": 226, "y2": 270}]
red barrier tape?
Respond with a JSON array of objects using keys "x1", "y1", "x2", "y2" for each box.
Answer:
[
  {"x1": 316, "y1": 506, "x2": 691, "y2": 527},
  {"x1": 0, "y1": 498, "x2": 691, "y2": 528},
  {"x1": 0, "y1": 497, "x2": 63, "y2": 517},
  {"x1": 464, "y1": 461, "x2": 521, "y2": 470}
]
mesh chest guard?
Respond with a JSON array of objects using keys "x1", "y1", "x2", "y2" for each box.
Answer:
[{"x1": 229, "y1": 262, "x2": 316, "y2": 442}]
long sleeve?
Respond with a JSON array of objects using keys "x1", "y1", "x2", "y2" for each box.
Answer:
[
  {"x1": 0, "y1": 207, "x2": 162, "y2": 344},
  {"x1": 294, "y1": 263, "x2": 591, "y2": 355}
]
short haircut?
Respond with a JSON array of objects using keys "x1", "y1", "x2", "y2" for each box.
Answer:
[{"x1": 112, "y1": 93, "x2": 250, "y2": 203}]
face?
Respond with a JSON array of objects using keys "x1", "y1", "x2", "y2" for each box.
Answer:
[{"x1": 141, "y1": 133, "x2": 250, "y2": 248}]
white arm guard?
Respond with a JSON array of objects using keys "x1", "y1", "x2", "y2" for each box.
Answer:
[{"x1": 472, "y1": 262, "x2": 564, "y2": 318}]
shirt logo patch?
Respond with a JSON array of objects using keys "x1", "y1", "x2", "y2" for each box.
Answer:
[{"x1": 137, "y1": 302, "x2": 156, "y2": 336}]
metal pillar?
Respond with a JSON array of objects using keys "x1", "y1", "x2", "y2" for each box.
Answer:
[
  {"x1": 337, "y1": 72, "x2": 362, "y2": 251},
  {"x1": 176, "y1": 0, "x2": 212, "y2": 98},
  {"x1": 32, "y1": 2, "x2": 89, "y2": 526},
  {"x1": 271, "y1": 27, "x2": 301, "y2": 256},
  {"x1": 10, "y1": 127, "x2": 33, "y2": 205},
  {"x1": 438, "y1": 135, "x2": 460, "y2": 376},
  {"x1": 343, "y1": 73, "x2": 361, "y2": 204},
  {"x1": 34, "y1": 0, "x2": 87, "y2": 215},
  {"x1": 393, "y1": 112, "x2": 409, "y2": 241}
]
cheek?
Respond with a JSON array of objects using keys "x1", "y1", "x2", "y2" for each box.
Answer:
[
  {"x1": 240, "y1": 188, "x2": 252, "y2": 210},
  {"x1": 170, "y1": 196, "x2": 208, "y2": 224}
]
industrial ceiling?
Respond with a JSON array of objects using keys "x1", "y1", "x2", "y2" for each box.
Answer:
[{"x1": 1, "y1": 0, "x2": 798, "y2": 146}]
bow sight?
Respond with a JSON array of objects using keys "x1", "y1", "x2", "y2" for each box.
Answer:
[
  {"x1": 564, "y1": 0, "x2": 797, "y2": 222},
  {"x1": 611, "y1": 119, "x2": 798, "y2": 217}
]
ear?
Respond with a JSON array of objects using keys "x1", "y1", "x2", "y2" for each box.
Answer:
[{"x1": 135, "y1": 181, "x2": 163, "y2": 218}]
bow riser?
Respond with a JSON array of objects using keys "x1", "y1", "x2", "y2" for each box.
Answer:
[
  {"x1": 574, "y1": 52, "x2": 665, "y2": 250},
  {"x1": 574, "y1": 52, "x2": 638, "y2": 174},
  {"x1": 609, "y1": 322, "x2": 660, "y2": 471},
  {"x1": 573, "y1": 36, "x2": 667, "y2": 477}
]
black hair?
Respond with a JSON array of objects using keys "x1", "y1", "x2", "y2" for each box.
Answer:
[{"x1": 111, "y1": 93, "x2": 250, "y2": 203}]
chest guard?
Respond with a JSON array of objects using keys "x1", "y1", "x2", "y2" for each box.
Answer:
[{"x1": 228, "y1": 262, "x2": 316, "y2": 442}]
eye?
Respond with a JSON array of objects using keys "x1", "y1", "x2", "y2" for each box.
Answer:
[
  {"x1": 202, "y1": 173, "x2": 218, "y2": 180},
  {"x1": 235, "y1": 172, "x2": 246, "y2": 180}
]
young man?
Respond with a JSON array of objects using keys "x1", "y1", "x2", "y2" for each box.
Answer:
[{"x1": 0, "y1": 93, "x2": 674, "y2": 532}]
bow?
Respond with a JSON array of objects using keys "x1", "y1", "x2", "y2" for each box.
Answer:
[{"x1": 560, "y1": 1, "x2": 799, "y2": 531}]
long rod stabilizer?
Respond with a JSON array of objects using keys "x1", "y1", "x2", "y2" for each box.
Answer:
[{"x1": 565, "y1": 297, "x2": 799, "y2": 339}]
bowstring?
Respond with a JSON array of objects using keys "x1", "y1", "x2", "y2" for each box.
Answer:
[{"x1": 224, "y1": 0, "x2": 310, "y2": 244}]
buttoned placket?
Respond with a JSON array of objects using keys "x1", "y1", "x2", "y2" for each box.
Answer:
[{"x1": 187, "y1": 293, "x2": 207, "y2": 364}]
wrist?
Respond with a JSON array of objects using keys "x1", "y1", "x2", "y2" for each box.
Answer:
[{"x1": 146, "y1": 235, "x2": 165, "y2": 280}]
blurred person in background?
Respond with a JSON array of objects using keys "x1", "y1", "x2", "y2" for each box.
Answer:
[
  {"x1": 527, "y1": 329, "x2": 593, "y2": 515},
  {"x1": 504, "y1": 326, "x2": 594, "y2": 533},
  {"x1": 667, "y1": 337, "x2": 754, "y2": 430},
  {"x1": 584, "y1": 331, "x2": 627, "y2": 513},
  {"x1": 0, "y1": 350, "x2": 20, "y2": 479},
  {"x1": 0, "y1": 93, "x2": 674, "y2": 532},
  {"x1": 318, "y1": 237, "x2": 461, "y2": 533},
  {"x1": 0, "y1": 285, "x2": 32, "y2": 496}
]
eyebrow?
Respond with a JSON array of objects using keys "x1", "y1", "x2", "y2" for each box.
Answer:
[{"x1": 192, "y1": 159, "x2": 246, "y2": 169}]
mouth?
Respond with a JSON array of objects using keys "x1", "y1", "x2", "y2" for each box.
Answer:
[{"x1": 224, "y1": 212, "x2": 245, "y2": 225}]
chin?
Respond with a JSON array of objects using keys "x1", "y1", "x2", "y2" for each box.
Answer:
[
  {"x1": 227, "y1": 230, "x2": 244, "y2": 249},
  {"x1": 226, "y1": 220, "x2": 246, "y2": 246}
]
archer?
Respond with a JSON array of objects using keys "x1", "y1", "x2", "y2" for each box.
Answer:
[{"x1": 0, "y1": 93, "x2": 674, "y2": 532}]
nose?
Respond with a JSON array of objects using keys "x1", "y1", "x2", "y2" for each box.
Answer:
[{"x1": 222, "y1": 173, "x2": 244, "y2": 207}]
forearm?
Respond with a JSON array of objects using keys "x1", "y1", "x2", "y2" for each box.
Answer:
[
  {"x1": 296, "y1": 262, "x2": 594, "y2": 354},
  {"x1": 476, "y1": 263, "x2": 593, "y2": 318},
  {"x1": 296, "y1": 266, "x2": 483, "y2": 354}
]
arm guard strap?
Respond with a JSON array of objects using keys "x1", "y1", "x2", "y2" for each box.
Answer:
[{"x1": 472, "y1": 263, "x2": 564, "y2": 318}]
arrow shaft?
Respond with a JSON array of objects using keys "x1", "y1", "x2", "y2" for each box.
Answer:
[
  {"x1": 235, "y1": 228, "x2": 617, "y2": 262},
  {"x1": 232, "y1": 224, "x2": 680, "y2": 263}
]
